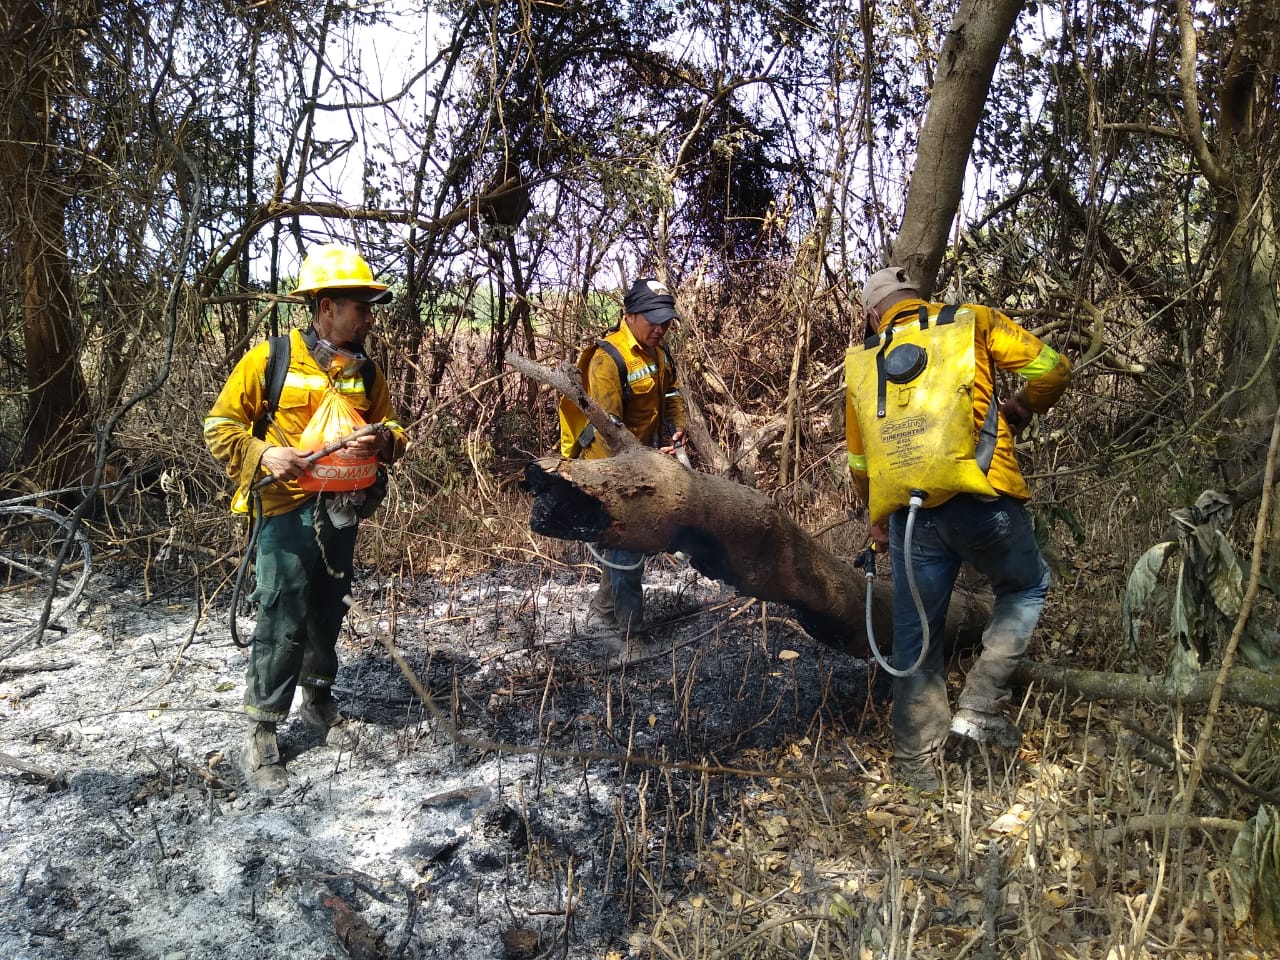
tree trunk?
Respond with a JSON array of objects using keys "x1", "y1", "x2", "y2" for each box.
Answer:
[
  {"x1": 1216, "y1": 186, "x2": 1280, "y2": 487},
  {"x1": 508, "y1": 351, "x2": 991, "y2": 656},
  {"x1": 0, "y1": 0, "x2": 91, "y2": 486},
  {"x1": 1175, "y1": 0, "x2": 1280, "y2": 489},
  {"x1": 890, "y1": 0, "x2": 1025, "y2": 293}
]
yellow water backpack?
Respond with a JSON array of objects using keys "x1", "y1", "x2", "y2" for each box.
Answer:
[
  {"x1": 845, "y1": 304, "x2": 1000, "y2": 526},
  {"x1": 557, "y1": 339, "x2": 630, "y2": 458}
]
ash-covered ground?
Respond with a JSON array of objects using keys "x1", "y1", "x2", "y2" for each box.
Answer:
[{"x1": 0, "y1": 552, "x2": 876, "y2": 959}]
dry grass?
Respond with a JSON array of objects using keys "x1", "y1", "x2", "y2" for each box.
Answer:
[
  {"x1": 11, "y1": 410, "x2": 1272, "y2": 958},
  {"x1": 612, "y1": 687, "x2": 1269, "y2": 959},
  {"x1": 572, "y1": 464, "x2": 1279, "y2": 959}
]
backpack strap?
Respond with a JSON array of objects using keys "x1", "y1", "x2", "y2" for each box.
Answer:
[
  {"x1": 253, "y1": 334, "x2": 291, "y2": 441},
  {"x1": 595, "y1": 339, "x2": 630, "y2": 402},
  {"x1": 874, "y1": 326, "x2": 894, "y2": 418},
  {"x1": 658, "y1": 343, "x2": 676, "y2": 439},
  {"x1": 358, "y1": 358, "x2": 377, "y2": 400},
  {"x1": 660, "y1": 343, "x2": 675, "y2": 374}
]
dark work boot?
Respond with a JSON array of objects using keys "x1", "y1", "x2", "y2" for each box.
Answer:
[
  {"x1": 242, "y1": 721, "x2": 288, "y2": 795},
  {"x1": 949, "y1": 708, "x2": 1022, "y2": 751},
  {"x1": 589, "y1": 578, "x2": 615, "y2": 618},
  {"x1": 890, "y1": 753, "x2": 941, "y2": 792},
  {"x1": 299, "y1": 685, "x2": 358, "y2": 749}
]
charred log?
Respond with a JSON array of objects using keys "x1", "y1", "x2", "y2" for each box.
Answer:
[{"x1": 511, "y1": 345, "x2": 992, "y2": 656}]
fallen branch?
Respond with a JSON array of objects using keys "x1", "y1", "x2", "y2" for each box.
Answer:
[
  {"x1": 1103, "y1": 813, "x2": 1245, "y2": 845},
  {"x1": 0, "y1": 660, "x2": 74, "y2": 678},
  {"x1": 505, "y1": 351, "x2": 637, "y2": 458},
  {"x1": 1015, "y1": 661, "x2": 1280, "y2": 715},
  {"x1": 506, "y1": 351, "x2": 991, "y2": 656},
  {"x1": 0, "y1": 751, "x2": 65, "y2": 786}
]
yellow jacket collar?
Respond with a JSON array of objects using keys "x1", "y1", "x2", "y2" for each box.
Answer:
[
  {"x1": 882, "y1": 296, "x2": 931, "y2": 329},
  {"x1": 610, "y1": 318, "x2": 654, "y2": 360}
]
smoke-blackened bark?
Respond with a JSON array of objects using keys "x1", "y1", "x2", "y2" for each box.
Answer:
[{"x1": 510, "y1": 351, "x2": 991, "y2": 655}]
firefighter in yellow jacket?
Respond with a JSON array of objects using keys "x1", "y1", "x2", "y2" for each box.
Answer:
[
  {"x1": 846, "y1": 267, "x2": 1071, "y2": 791},
  {"x1": 582, "y1": 278, "x2": 687, "y2": 647},
  {"x1": 204, "y1": 243, "x2": 406, "y2": 795}
]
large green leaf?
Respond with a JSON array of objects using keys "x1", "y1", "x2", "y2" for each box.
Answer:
[
  {"x1": 1204, "y1": 529, "x2": 1244, "y2": 619},
  {"x1": 1122, "y1": 540, "x2": 1177, "y2": 651},
  {"x1": 1229, "y1": 804, "x2": 1280, "y2": 941}
]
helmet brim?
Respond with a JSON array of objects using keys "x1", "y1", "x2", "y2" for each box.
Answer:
[
  {"x1": 332, "y1": 286, "x2": 393, "y2": 305},
  {"x1": 294, "y1": 283, "x2": 393, "y2": 305}
]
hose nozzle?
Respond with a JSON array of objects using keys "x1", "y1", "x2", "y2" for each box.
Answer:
[{"x1": 854, "y1": 543, "x2": 877, "y2": 579}]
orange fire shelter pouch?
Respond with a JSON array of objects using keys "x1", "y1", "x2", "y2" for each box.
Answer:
[{"x1": 297, "y1": 388, "x2": 378, "y2": 492}]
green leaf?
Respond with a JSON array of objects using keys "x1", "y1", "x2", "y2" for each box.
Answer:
[
  {"x1": 1228, "y1": 804, "x2": 1280, "y2": 941},
  {"x1": 1122, "y1": 541, "x2": 1177, "y2": 650},
  {"x1": 1204, "y1": 530, "x2": 1243, "y2": 619}
]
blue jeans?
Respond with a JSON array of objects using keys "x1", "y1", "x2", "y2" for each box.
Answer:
[
  {"x1": 887, "y1": 495, "x2": 1050, "y2": 760},
  {"x1": 591, "y1": 548, "x2": 645, "y2": 632}
]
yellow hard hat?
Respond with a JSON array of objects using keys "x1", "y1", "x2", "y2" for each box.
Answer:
[{"x1": 292, "y1": 243, "x2": 391, "y2": 302}]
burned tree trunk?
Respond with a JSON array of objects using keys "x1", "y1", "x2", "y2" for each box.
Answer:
[{"x1": 508, "y1": 352, "x2": 991, "y2": 657}]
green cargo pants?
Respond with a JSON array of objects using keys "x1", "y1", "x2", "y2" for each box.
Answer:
[{"x1": 244, "y1": 499, "x2": 357, "y2": 722}]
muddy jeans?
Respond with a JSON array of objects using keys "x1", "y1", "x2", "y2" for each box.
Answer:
[
  {"x1": 591, "y1": 548, "x2": 645, "y2": 633},
  {"x1": 887, "y1": 495, "x2": 1050, "y2": 761},
  {"x1": 244, "y1": 499, "x2": 358, "y2": 722}
]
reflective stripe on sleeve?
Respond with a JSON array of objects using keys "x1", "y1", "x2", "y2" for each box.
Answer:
[
  {"x1": 1018, "y1": 344, "x2": 1061, "y2": 381},
  {"x1": 628, "y1": 363, "x2": 657, "y2": 385},
  {"x1": 203, "y1": 415, "x2": 247, "y2": 435},
  {"x1": 848, "y1": 452, "x2": 867, "y2": 472}
]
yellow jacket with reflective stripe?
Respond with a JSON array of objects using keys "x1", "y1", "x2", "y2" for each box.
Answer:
[
  {"x1": 845, "y1": 297, "x2": 1070, "y2": 504},
  {"x1": 203, "y1": 329, "x2": 406, "y2": 516},
  {"x1": 581, "y1": 323, "x2": 686, "y2": 460}
]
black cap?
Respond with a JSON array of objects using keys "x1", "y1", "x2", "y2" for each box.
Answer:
[
  {"x1": 623, "y1": 278, "x2": 680, "y2": 324},
  {"x1": 325, "y1": 286, "x2": 394, "y2": 305}
]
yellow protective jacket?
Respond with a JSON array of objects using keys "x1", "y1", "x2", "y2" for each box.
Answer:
[
  {"x1": 581, "y1": 322, "x2": 686, "y2": 459},
  {"x1": 203, "y1": 329, "x2": 406, "y2": 517},
  {"x1": 846, "y1": 297, "x2": 1070, "y2": 507}
]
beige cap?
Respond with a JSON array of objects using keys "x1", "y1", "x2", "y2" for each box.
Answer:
[{"x1": 863, "y1": 266, "x2": 919, "y2": 311}]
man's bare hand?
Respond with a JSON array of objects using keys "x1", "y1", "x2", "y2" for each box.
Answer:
[
  {"x1": 870, "y1": 523, "x2": 889, "y2": 547},
  {"x1": 261, "y1": 446, "x2": 311, "y2": 481},
  {"x1": 659, "y1": 427, "x2": 688, "y2": 457},
  {"x1": 349, "y1": 431, "x2": 392, "y2": 461},
  {"x1": 1000, "y1": 394, "x2": 1034, "y2": 438}
]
